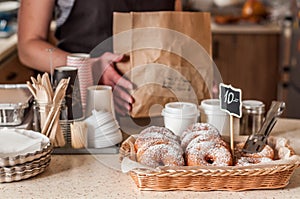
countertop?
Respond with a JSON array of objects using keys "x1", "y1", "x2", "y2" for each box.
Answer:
[
  {"x1": 211, "y1": 22, "x2": 282, "y2": 34},
  {"x1": 1, "y1": 118, "x2": 300, "y2": 199}
]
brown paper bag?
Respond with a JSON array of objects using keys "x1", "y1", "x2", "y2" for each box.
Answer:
[{"x1": 113, "y1": 11, "x2": 213, "y2": 118}]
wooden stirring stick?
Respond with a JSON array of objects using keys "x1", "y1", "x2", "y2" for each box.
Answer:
[
  {"x1": 28, "y1": 73, "x2": 70, "y2": 147},
  {"x1": 42, "y1": 78, "x2": 69, "y2": 136},
  {"x1": 30, "y1": 76, "x2": 38, "y2": 86},
  {"x1": 42, "y1": 73, "x2": 53, "y2": 99},
  {"x1": 26, "y1": 81, "x2": 37, "y2": 99},
  {"x1": 52, "y1": 117, "x2": 66, "y2": 147}
]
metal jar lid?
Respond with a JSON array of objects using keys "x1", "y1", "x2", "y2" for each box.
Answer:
[{"x1": 242, "y1": 100, "x2": 265, "y2": 114}]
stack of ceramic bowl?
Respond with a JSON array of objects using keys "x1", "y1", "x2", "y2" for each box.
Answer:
[
  {"x1": 85, "y1": 110, "x2": 122, "y2": 148},
  {"x1": 0, "y1": 129, "x2": 52, "y2": 183},
  {"x1": 67, "y1": 53, "x2": 94, "y2": 111}
]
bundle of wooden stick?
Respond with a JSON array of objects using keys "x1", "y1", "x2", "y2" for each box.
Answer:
[
  {"x1": 70, "y1": 121, "x2": 87, "y2": 149},
  {"x1": 27, "y1": 73, "x2": 70, "y2": 147}
]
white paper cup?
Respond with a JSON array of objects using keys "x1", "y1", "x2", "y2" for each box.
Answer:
[
  {"x1": 199, "y1": 99, "x2": 239, "y2": 136},
  {"x1": 161, "y1": 102, "x2": 199, "y2": 136},
  {"x1": 85, "y1": 85, "x2": 115, "y2": 118}
]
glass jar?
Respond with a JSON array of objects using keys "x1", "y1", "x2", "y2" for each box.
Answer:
[
  {"x1": 240, "y1": 100, "x2": 265, "y2": 135},
  {"x1": 33, "y1": 100, "x2": 68, "y2": 132}
]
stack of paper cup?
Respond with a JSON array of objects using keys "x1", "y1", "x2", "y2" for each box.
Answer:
[
  {"x1": 85, "y1": 109, "x2": 122, "y2": 148},
  {"x1": 67, "y1": 53, "x2": 94, "y2": 112},
  {"x1": 85, "y1": 85, "x2": 115, "y2": 118}
]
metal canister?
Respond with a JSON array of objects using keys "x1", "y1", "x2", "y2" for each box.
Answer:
[{"x1": 240, "y1": 100, "x2": 265, "y2": 135}]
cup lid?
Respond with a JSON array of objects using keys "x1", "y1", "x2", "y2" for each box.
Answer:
[
  {"x1": 162, "y1": 102, "x2": 198, "y2": 117},
  {"x1": 242, "y1": 100, "x2": 264, "y2": 108},
  {"x1": 242, "y1": 100, "x2": 265, "y2": 114},
  {"x1": 200, "y1": 99, "x2": 221, "y2": 109},
  {"x1": 199, "y1": 99, "x2": 229, "y2": 115}
]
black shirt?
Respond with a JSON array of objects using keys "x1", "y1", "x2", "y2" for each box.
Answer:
[{"x1": 55, "y1": 0, "x2": 176, "y2": 54}]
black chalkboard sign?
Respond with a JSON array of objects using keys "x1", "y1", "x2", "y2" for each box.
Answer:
[{"x1": 219, "y1": 83, "x2": 242, "y2": 118}]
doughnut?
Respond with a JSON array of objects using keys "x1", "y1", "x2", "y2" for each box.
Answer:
[
  {"x1": 181, "y1": 131, "x2": 221, "y2": 151},
  {"x1": 136, "y1": 139, "x2": 184, "y2": 168},
  {"x1": 134, "y1": 126, "x2": 178, "y2": 152},
  {"x1": 235, "y1": 157, "x2": 273, "y2": 166},
  {"x1": 180, "y1": 123, "x2": 221, "y2": 151},
  {"x1": 185, "y1": 140, "x2": 233, "y2": 166},
  {"x1": 139, "y1": 126, "x2": 178, "y2": 141},
  {"x1": 187, "y1": 133, "x2": 229, "y2": 149},
  {"x1": 134, "y1": 126, "x2": 184, "y2": 168},
  {"x1": 181, "y1": 123, "x2": 219, "y2": 140},
  {"x1": 235, "y1": 142, "x2": 274, "y2": 160}
]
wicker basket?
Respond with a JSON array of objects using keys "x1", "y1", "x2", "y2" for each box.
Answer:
[{"x1": 119, "y1": 136, "x2": 300, "y2": 191}]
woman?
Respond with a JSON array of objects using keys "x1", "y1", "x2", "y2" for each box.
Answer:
[{"x1": 17, "y1": 0, "x2": 182, "y2": 114}]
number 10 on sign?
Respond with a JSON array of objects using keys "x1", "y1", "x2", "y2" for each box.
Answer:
[
  {"x1": 219, "y1": 83, "x2": 242, "y2": 157},
  {"x1": 219, "y1": 83, "x2": 242, "y2": 118}
]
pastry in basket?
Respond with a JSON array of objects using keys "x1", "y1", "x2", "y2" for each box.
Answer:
[
  {"x1": 180, "y1": 123, "x2": 221, "y2": 151},
  {"x1": 185, "y1": 135, "x2": 233, "y2": 166},
  {"x1": 180, "y1": 123, "x2": 232, "y2": 166},
  {"x1": 135, "y1": 126, "x2": 184, "y2": 168},
  {"x1": 134, "y1": 126, "x2": 178, "y2": 152},
  {"x1": 234, "y1": 142, "x2": 274, "y2": 166}
]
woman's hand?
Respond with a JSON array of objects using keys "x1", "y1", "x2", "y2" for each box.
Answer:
[{"x1": 92, "y1": 52, "x2": 134, "y2": 116}]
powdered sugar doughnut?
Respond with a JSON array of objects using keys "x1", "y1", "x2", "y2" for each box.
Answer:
[
  {"x1": 134, "y1": 126, "x2": 178, "y2": 152},
  {"x1": 186, "y1": 140, "x2": 233, "y2": 166},
  {"x1": 235, "y1": 142, "x2": 274, "y2": 160},
  {"x1": 137, "y1": 140, "x2": 184, "y2": 168},
  {"x1": 181, "y1": 129, "x2": 221, "y2": 151},
  {"x1": 181, "y1": 123, "x2": 219, "y2": 140},
  {"x1": 235, "y1": 157, "x2": 273, "y2": 166},
  {"x1": 186, "y1": 133, "x2": 229, "y2": 150},
  {"x1": 139, "y1": 126, "x2": 178, "y2": 140}
]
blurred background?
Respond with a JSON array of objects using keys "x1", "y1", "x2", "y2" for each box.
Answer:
[{"x1": 0, "y1": 0, "x2": 300, "y2": 118}]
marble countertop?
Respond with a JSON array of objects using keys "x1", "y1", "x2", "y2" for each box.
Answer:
[{"x1": 1, "y1": 118, "x2": 300, "y2": 199}]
